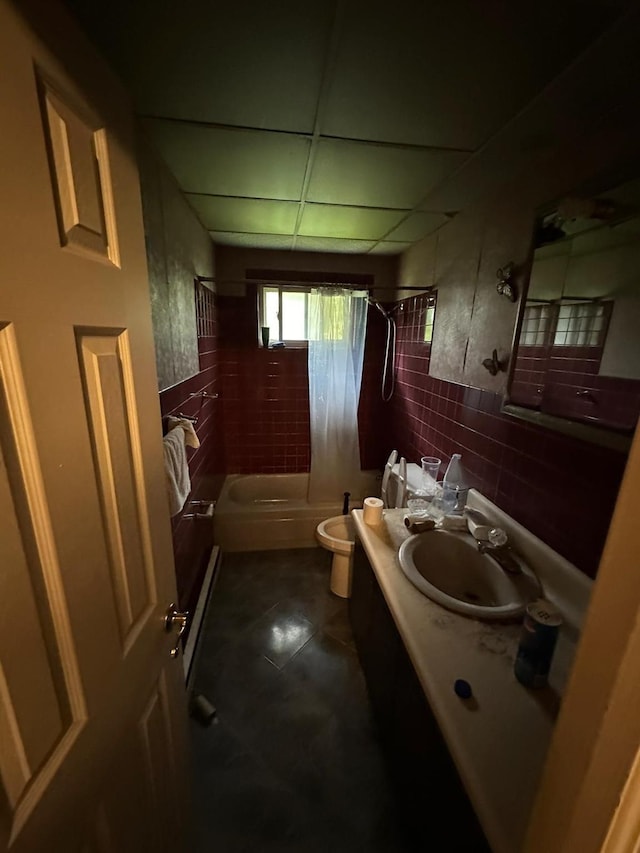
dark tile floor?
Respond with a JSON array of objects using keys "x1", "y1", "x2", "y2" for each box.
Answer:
[{"x1": 189, "y1": 547, "x2": 411, "y2": 852}]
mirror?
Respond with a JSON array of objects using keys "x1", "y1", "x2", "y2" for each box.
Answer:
[{"x1": 505, "y1": 176, "x2": 640, "y2": 448}]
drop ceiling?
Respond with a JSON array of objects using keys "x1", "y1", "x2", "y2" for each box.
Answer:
[{"x1": 66, "y1": 0, "x2": 633, "y2": 254}]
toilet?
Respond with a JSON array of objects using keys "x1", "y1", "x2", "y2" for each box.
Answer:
[
  {"x1": 316, "y1": 453, "x2": 423, "y2": 598},
  {"x1": 316, "y1": 514, "x2": 355, "y2": 597}
]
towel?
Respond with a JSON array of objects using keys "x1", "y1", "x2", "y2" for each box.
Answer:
[
  {"x1": 166, "y1": 416, "x2": 200, "y2": 448},
  {"x1": 163, "y1": 426, "x2": 191, "y2": 516}
]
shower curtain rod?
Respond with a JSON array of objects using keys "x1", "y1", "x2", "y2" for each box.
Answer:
[{"x1": 195, "y1": 275, "x2": 433, "y2": 292}]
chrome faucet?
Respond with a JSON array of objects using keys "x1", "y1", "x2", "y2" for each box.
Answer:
[{"x1": 476, "y1": 528, "x2": 522, "y2": 574}]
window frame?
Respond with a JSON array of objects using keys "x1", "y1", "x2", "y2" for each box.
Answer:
[
  {"x1": 258, "y1": 284, "x2": 372, "y2": 348},
  {"x1": 423, "y1": 297, "x2": 437, "y2": 344},
  {"x1": 518, "y1": 298, "x2": 611, "y2": 350},
  {"x1": 258, "y1": 284, "x2": 314, "y2": 348}
]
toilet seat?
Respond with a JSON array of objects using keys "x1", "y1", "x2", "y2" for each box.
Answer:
[
  {"x1": 316, "y1": 450, "x2": 416, "y2": 598},
  {"x1": 380, "y1": 449, "x2": 398, "y2": 508},
  {"x1": 315, "y1": 515, "x2": 355, "y2": 556}
]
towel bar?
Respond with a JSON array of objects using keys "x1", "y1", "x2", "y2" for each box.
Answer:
[{"x1": 182, "y1": 500, "x2": 215, "y2": 521}]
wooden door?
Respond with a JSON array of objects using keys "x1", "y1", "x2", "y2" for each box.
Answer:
[{"x1": 0, "y1": 2, "x2": 190, "y2": 851}]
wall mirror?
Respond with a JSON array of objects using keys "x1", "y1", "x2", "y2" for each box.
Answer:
[{"x1": 503, "y1": 175, "x2": 640, "y2": 450}]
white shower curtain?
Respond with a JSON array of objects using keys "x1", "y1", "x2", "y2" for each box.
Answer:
[{"x1": 307, "y1": 288, "x2": 367, "y2": 504}]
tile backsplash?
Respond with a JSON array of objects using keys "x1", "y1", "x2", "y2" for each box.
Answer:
[{"x1": 388, "y1": 295, "x2": 629, "y2": 577}]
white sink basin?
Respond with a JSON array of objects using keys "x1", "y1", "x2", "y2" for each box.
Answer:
[{"x1": 398, "y1": 530, "x2": 541, "y2": 620}]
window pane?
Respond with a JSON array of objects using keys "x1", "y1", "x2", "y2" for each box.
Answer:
[
  {"x1": 552, "y1": 301, "x2": 608, "y2": 347},
  {"x1": 264, "y1": 288, "x2": 280, "y2": 340},
  {"x1": 519, "y1": 303, "x2": 549, "y2": 345},
  {"x1": 424, "y1": 306, "x2": 435, "y2": 343},
  {"x1": 282, "y1": 291, "x2": 307, "y2": 340}
]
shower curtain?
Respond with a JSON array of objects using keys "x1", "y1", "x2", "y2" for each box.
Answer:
[{"x1": 307, "y1": 288, "x2": 367, "y2": 504}]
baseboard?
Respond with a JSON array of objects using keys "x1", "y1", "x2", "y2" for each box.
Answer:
[{"x1": 183, "y1": 545, "x2": 220, "y2": 685}]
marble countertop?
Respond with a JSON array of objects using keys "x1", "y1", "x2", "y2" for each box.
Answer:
[{"x1": 352, "y1": 494, "x2": 591, "y2": 853}]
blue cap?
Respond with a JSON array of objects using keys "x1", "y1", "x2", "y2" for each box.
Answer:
[{"x1": 454, "y1": 678, "x2": 472, "y2": 699}]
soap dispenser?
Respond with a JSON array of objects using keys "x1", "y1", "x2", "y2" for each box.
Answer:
[{"x1": 442, "y1": 453, "x2": 469, "y2": 514}]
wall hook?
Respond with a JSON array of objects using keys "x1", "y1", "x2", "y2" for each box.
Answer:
[
  {"x1": 482, "y1": 349, "x2": 506, "y2": 376},
  {"x1": 496, "y1": 263, "x2": 517, "y2": 302}
]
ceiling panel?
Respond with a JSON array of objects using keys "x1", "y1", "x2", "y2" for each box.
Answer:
[
  {"x1": 384, "y1": 212, "x2": 449, "y2": 242},
  {"x1": 189, "y1": 196, "x2": 299, "y2": 234},
  {"x1": 322, "y1": 0, "x2": 628, "y2": 148},
  {"x1": 209, "y1": 232, "x2": 294, "y2": 250},
  {"x1": 64, "y1": 0, "x2": 633, "y2": 256},
  {"x1": 145, "y1": 120, "x2": 309, "y2": 200},
  {"x1": 298, "y1": 204, "x2": 405, "y2": 240},
  {"x1": 294, "y1": 236, "x2": 377, "y2": 254},
  {"x1": 306, "y1": 139, "x2": 468, "y2": 209},
  {"x1": 369, "y1": 242, "x2": 412, "y2": 255},
  {"x1": 67, "y1": 0, "x2": 334, "y2": 132}
]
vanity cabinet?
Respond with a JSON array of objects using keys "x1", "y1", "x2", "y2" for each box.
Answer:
[{"x1": 350, "y1": 541, "x2": 490, "y2": 851}]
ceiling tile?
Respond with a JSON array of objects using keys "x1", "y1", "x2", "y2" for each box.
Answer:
[
  {"x1": 384, "y1": 212, "x2": 448, "y2": 242},
  {"x1": 306, "y1": 139, "x2": 468, "y2": 208},
  {"x1": 298, "y1": 204, "x2": 405, "y2": 240},
  {"x1": 68, "y1": 0, "x2": 334, "y2": 132},
  {"x1": 210, "y1": 232, "x2": 294, "y2": 250},
  {"x1": 322, "y1": 1, "x2": 627, "y2": 148},
  {"x1": 369, "y1": 242, "x2": 412, "y2": 255},
  {"x1": 294, "y1": 236, "x2": 377, "y2": 254},
  {"x1": 145, "y1": 120, "x2": 309, "y2": 200},
  {"x1": 189, "y1": 196, "x2": 299, "y2": 234}
]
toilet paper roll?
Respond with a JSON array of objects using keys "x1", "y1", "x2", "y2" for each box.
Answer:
[{"x1": 363, "y1": 496, "x2": 384, "y2": 525}]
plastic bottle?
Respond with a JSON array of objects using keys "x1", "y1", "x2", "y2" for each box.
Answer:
[{"x1": 442, "y1": 453, "x2": 469, "y2": 514}]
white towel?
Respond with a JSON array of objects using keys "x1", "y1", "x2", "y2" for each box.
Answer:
[
  {"x1": 163, "y1": 426, "x2": 191, "y2": 516},
  {"x1": 166, "y1": 416, "x2": 200, "y2": 448}
]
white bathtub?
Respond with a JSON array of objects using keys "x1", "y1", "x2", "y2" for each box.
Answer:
[{"x1": 213, "y1": 471, "x2": 379, "y2": 551}]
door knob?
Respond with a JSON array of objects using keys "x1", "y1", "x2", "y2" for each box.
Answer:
[{"x1": 165, "y1": 603, "x2": 189, "y2": 658}]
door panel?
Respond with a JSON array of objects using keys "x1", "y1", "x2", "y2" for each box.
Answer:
[
  {"x1": 0, "y1": 2, "x2": 189, "y2": 850},
  {"x1": 93, "y1": 673, "x2": 180, "y2": 853},
  {"x1": 0, "y1": 323, "x2": 84, "y2": 817},
  {"x1": 76, "y1": 329, "x2": 156, "y2": 645},
  {"x1": 39, "y1": 76, "x2": 119, "y2": 265}
]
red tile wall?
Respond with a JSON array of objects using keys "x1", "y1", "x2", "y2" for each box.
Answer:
[
  {"x1": 512, "y1": 345, "x2": 640, "y2": 431},
  {"x1": 358, "y1": 308, "x2": 388, "y2": 470},
  {"x1": 388, "y1": 295, "x2": 629, "y2": 577},
  {"x1": 164, "y1": 284, "x2": 630, "y2": 579},
  {"x1": 217, "y1": 285, "x2": 389, "y2": 475},
  {"x1": 159, "y1": 299, "x2": 224, "y2": 618}
]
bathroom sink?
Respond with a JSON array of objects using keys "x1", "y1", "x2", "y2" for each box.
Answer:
[{"x1": 398, "y1": 530, "x2": 540, "y2": 620}]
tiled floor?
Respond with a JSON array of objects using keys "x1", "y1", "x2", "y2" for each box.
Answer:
[{"x1": 189, "y1": 547, "x2": 411, "y2": 852}]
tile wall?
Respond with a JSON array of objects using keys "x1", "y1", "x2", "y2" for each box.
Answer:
[
  {"x1": 512, "y1": 345, "x2": 640, "y2": 431},
  {"x1": 140, "y1": 133, "x2": 222, "y2": 623},
  {"x1": 159, "y1": 295, "x2": 223, "y2": 617},
  {"x1": 217, "y1": 284, "x2": 388, "y2": 475},
  {"x1": 388, "y1": 294, "x2": 629, "y2": 577}
]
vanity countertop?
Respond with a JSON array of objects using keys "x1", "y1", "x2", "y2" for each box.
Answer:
[{"x1": 352, "y1": 496, "x2": 590, "y2": 853}]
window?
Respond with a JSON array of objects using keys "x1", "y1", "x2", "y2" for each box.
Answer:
[
  {"x1": 259, "y1": 285, "x2": 366, "y2": 345},
  {"x1": 518, "y1": 300, "x2": 609, "y2": 348},
  {"x1": 261, "y1": 286, "x2": 310, "y2": 344},
  {"x1": 194, "y1": 280, "x2": 215, "y2": 337},
  {"x1": 519, "y1": 303, "x2": 551, "y2": 346},
  {"x1": 424, "y1": 304, "x2": 436, "y2": 343},
  {"x1": 553, "y1": 301, "x2": 606, "y2": 347}
]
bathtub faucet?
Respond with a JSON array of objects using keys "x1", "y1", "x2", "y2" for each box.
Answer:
[{"x1": 342, "y1": 492, "x2": 350, "y2": 515}]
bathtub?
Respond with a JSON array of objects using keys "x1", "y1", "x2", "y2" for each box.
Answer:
[{"x1": 213, "y1": 471, "x2": 379, "y2": 551}]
